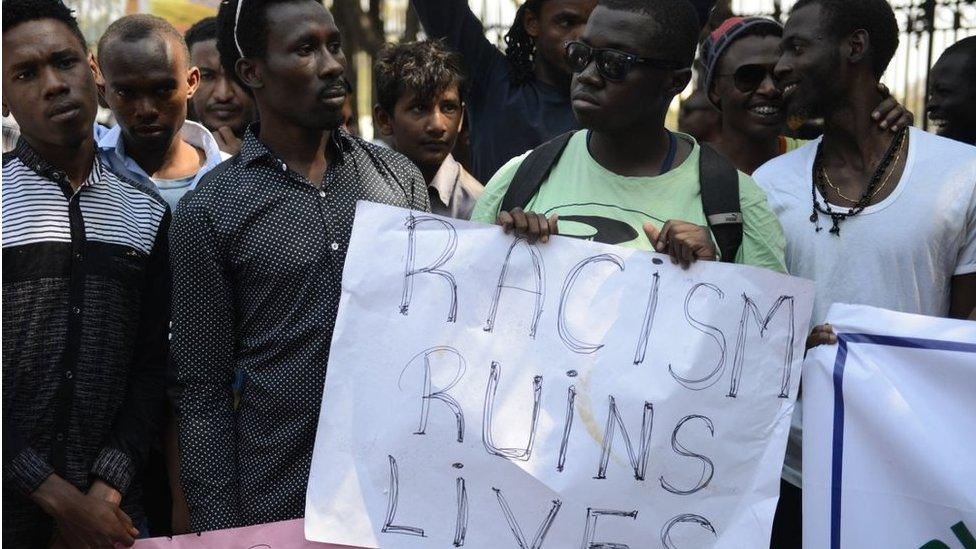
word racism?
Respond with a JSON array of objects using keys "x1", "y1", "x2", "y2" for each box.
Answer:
[{"x1": 305, "y1": 203, "x2": 815, "y2": 548}]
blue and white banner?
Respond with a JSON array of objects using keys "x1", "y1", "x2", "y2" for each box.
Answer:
[{"x1": 803, "y1": 304, "x2": 976, "y2": 549}]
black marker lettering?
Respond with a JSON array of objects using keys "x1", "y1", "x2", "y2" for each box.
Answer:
[
  {"x1": 400, "y1": 214, "x2": 458, "y2": 322},
  {"x1": 594, "y1": 397, "x2": 654, "y2": 481},
  {"x1": 660, "y1": 415, "x2": 715, "y2": 495},
  {"x1": 558, "y1": 254, "x2": 625, "y2": 354},
  {"x1": 484, "y1": 238, "x2": 546, "y2": 338}
]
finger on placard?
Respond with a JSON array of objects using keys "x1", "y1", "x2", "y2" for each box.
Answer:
[
  {"x1": 548, "y1": 214, "x2": 560, "y2": 236},
  {"x1": 536, "y1": 213, "x2": 551, "y2": 243},
  {"x1": 497, "y1": 211, "x2": 514, "y2": 232},
  {"x1": 642, "y1": 222, "x2": 662, "y2": 252},
  {"x1": 678, "y1": 239, "x2": 695, "y2": 269},
  {"x1": 658, "y1": 220, "x2": 675, "y2": 252},
  {"x1": 525, "y1": 212, "x2": 541, "y2": 243},
  {"x1": 511, "y1": 208, "x2": 529, "y2": 236},
  {"x1": 666, "y1": 236, "x2": 680, "y2": 265}
]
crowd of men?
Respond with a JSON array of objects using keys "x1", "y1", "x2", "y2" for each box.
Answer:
[{"x1": 2, "y1": 0, "x2": 974, "y2": 545}]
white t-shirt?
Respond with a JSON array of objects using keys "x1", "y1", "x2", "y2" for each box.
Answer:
[
  {"x1": 754, "y1": 127, "x2": 976, "y2": 325},
  {"x1": 753, "y1": 127, "x2": 976, "y2": 487}
]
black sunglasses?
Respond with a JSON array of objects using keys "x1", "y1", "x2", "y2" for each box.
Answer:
[
  {"x1": 566, "y1": 41, "x2": 685, "y2": 81},
  {"x1": 719, "y1": 63, "x2": 777, "y2": 93}
]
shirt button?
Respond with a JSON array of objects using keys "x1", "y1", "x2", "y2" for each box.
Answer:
[
  {"x1": 331, "y1": 242, "x2": 339, "y2": 251},
  {"x1": 72, "y1": 306, "x2": 81, "y2": 314},
  {"x1": 75, "y1": 252, "x2": 83, "y2": 262},
  {"x1": 55, "y1": 433, "x2": 64, "y2": 442},
  {"x1": 65, "y1": 370, "x2": 73, "y2": 379},
  {"x1": 318, "y1": 190, "x2": 326, "y2": 198}
]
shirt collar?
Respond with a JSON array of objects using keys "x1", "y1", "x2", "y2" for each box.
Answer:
[
  {"x1": 430, "y1": 154, "x2": 461, "y2": 206},
  {"x1": 14, "y1": 137, "x2": 103, "y2": 189},
  {"x1": 238, "y1": 123, "x2": 354, "y2": 168},
  {"x1": 95, "y1": 120, "x2": 226, "y2": 181}
]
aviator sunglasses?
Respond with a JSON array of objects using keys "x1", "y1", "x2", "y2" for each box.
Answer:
[
  {"x1": 719, "y1": 63, "x2": 777, "y2": 93},
  {"x1": 566, "y1": 41, "x2": 685, "y2": 81}
]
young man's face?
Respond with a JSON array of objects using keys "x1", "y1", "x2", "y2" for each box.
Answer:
[
  {"x1": 97, "y1": 34, "x2": 199, "y2": 154},
  {"x1": 2, "y1": 19, "x2": 98, "y2": 150},
  {"x1": 377, "y1": 85, "x2": 463, "y2": 177},
  {"x1": 570, "y1": 6, "x2": 688, "y2": 133},
  {"x1": 711, "y1": 34, "x2": 784, "y2": 139},
  {"x1": 927, "y1": 51, "x2": 976, "y2": 144},
  {"x1": 776, "y1": 3, "x2": 844, "y2": 120},
  {"x1": 248, "y1": 2, "x2": 347, "y2": 132},
  {"x1": 189, "y1": 38, "x2": 254, "y2": 136},
  {"x1": 525, "y1": 0, "x2": 597, "y2": 81}
]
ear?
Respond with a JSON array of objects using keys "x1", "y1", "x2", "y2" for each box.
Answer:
[
  {"x1": 2, "y1": 96, "x2": 9, "y2": 118},
  {"x1": 236, "y1": 57, "x2": 263, "y2": 90},
  {"x1": 90, "y1": 54, "x2": 109, "y2": 109},
  {"x1": 848, "y1": 29, "x2": 869, "y2": 65},
  {"x1": 373, "y1": 103, "x2": 394, "y2": 137},
  {"x1": 186, "y1": 66, "x2": 201, "y2": 99},
  {"x1": 669, "y1": 68, "x2": 693, "y2": 97},
  {"x1": 523, "y1": 7, "x2": 542, "y2": 39}
]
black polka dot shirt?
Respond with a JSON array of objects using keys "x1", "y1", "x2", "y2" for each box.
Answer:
[{"x1": 170, "y1": 126, "x2": 429, "y2": 532}]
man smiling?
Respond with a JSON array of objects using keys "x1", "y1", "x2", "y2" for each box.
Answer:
[
  {"x1": 171, "y1": 0, "x2": 428, "y2": 532},
  {"x1": 753, "y1": 2, "x2": 976, "y2": 543},
  {"x1": 927, "y1": 36, "x2": 976, "y2": 145},
  {"x1": 701, "y1": 16, "x2": 912, "y2": 175}
]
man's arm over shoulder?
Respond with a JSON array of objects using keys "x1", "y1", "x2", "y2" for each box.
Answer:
[
  {"x1": 735, "y1": 172, "x2": 788, "y2": 273},
  {"x1": 170, "y1": 189, "x2": 241, "y2": 531}
]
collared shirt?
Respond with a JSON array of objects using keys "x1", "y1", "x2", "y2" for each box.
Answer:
[
  {"x1": 428, "y1": 153, "x2": 483, "y2": 220},
  {"x1": 2, "y1": 115, "x2": 20, "y2": 153},
  {"x1": 95, "y1": 120, "x2": 230, "y2": 211},
  {"x1": 2, "y1": 139, "x2": 170, "y2": 545},
  {"x1": 171, "y1": 125, "x2": 429, "y2": 532}
]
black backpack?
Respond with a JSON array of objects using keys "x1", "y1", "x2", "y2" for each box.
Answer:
[{"x1": 500, "y1": 131, "x2": 743, "y2": 263}]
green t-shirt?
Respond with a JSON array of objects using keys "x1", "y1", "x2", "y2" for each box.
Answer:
[{"x1": 471, "y1": 131, "x2": 787, "y2": 273}]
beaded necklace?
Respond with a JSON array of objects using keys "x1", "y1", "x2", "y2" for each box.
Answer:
[{"x1": 810, "y1": 127, "x2": 908, "y2": 236}]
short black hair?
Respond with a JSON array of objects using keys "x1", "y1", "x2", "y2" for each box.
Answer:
[
  {"x1": 791, "y1": 0, "x2": 899, "y2": 79},
  {"x1": 598, "y1": 0, "x2": 700, "y2": 67},
  {"x1": 216, "y1": 0, "x2": 324, "y2": 90},
  {"x1": 97, "y1": 14, "x2": 189, "y2": 65},
  {"x1": 374, "y1": 40, "x2": 464, "y2": 114},
  {"x1": 185, "y1": 16, "x2": 217, "y2": 52},
  {"x1": 2, "y1": 0, "x2": 87, "y2": 51},
  {"x1": 938, "y1": 35, "x2": 976, "y2": 74}
]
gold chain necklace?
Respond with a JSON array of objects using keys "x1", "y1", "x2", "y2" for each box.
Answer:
[{"x1": 820, "y1": 132, "x2": 907, "y2": 203}]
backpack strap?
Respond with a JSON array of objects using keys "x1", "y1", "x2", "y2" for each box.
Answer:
[
  {"x1": 698, "y1": 143, "x2": 743, "y2": 263},
  {"x1": 500, "y1": 131, "x2": 576, "y2": 212}
]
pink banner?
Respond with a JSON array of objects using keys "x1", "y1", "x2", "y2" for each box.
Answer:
[{"x1": 135, "y1": 519, "x2": 363, "y2": 549}]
